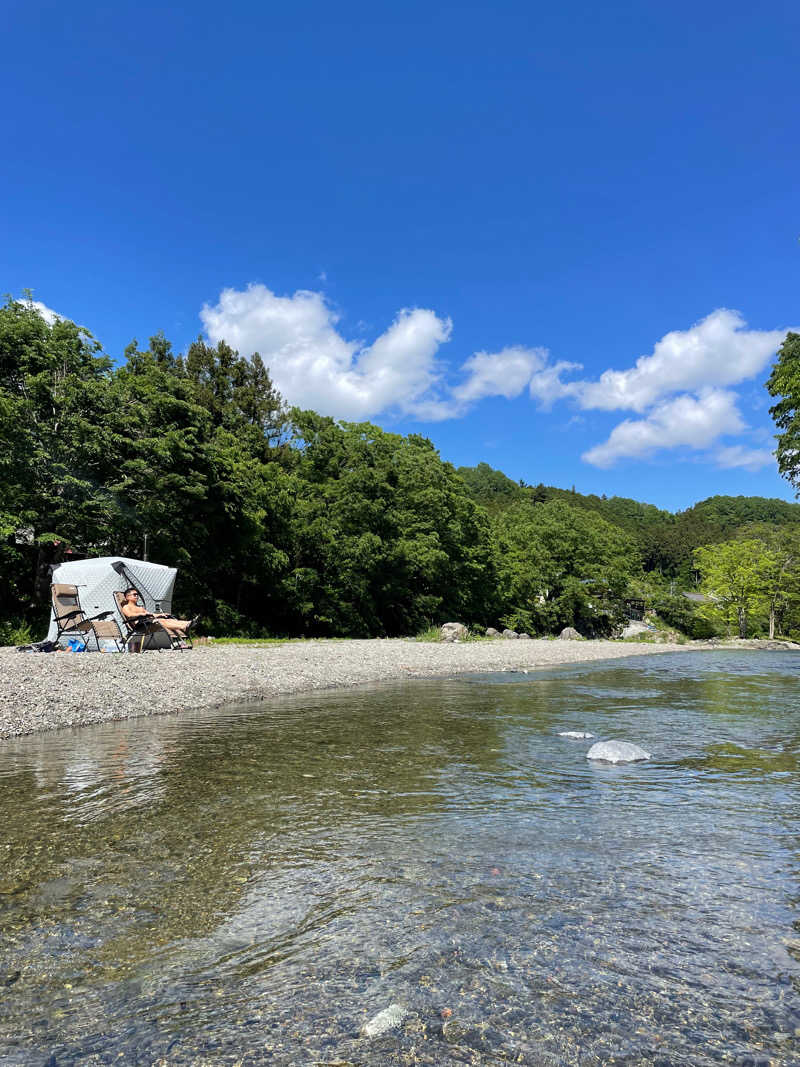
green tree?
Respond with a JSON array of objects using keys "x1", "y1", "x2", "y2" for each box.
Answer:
[
  {"x1": 767, "y1": 332, "x2": 800, "y2": 488},
  {"x1": 693, "y1": 540, "x2": 771, "y2": 638},
  {"x1": 649, "y1": 593, "x2": 718, "y2": 639},
  {"x1": 105, "y1": 334, "x2": 292, "y2": 630},
  {"x1": 0, "y1": 296, "x2": 117, "y2": 614},
  {"x1": 283, "y1": 415, "x2": 497, "y2": 635},
  {"x1": 494, "y1": 499, "x2": 639, "y2": 636},
  {"x1": 456, "y1": 462, "x2": 526, "y2": 514},
  {"x1": 735, "y1": 522, "x2": 800, "y2": 637}
]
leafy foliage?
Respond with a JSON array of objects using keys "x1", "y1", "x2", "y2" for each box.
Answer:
[
  {"x1": 693, "y1": 540, "x2": 775, "y2": 638},
  {"x1": 0, "y1": 300, "x2": 497, "y2": 637},
  {"x1": 650, "y1": 594, "x2": 718, "y2": 640},
  {"x1": 281, "y1": 415, "x2": 498, "y2": 635},
  {"x1": 493, "y1": 500, "x2": 639, "y2": 636},
  {"x1": 3, "y1": 300, "x2": 799, "y2": 641},
  {"x1": 767, "y1": 331, "x2": 800, "y2": 489}
]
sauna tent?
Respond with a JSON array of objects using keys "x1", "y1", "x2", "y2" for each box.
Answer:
[{"x1": 47, "y1": 557, "x2": 178, "y2": 648}]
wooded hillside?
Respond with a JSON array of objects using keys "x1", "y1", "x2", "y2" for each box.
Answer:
[{"x1": 2, "y1": 299, "x2": 797, "y2": 641}]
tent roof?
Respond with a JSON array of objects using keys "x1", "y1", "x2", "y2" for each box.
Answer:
[{"x1": 53, "y1": 556, "x2": 176, "y2": 578}]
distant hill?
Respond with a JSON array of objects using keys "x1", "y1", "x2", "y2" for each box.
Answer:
[
  {"x1": 456, "y1": 463, "x2": 800, "y2": 579},
  {"x1": 680, "y1": 494, "x2": 800, "y2": 530}
]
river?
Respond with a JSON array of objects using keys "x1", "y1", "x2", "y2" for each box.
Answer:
[{"x1": 1, "y1": 650, "x2": 798, "y2": 1064}]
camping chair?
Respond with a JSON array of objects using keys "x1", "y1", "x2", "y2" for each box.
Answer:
[
  {"x1": 113, "y1": 590, "x2": 192, "y2": 652},
  {"x1": 51, "y1": 584, "x2": 126, "y2": 652}
]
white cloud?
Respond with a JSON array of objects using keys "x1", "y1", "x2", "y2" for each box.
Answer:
[
  {"x1": 199, "y1": 287, "x2": 788, "y2": 470},
  {"x1": 714, "y1": 444, "x2": 775, "y2": 471},
  {"x1": 200, "y1": 284, "x2": 454, "y2": 421},
  {"x1": 452, "y1": 345, "x2": 551, "y2": 403},
  {"x1": 582, "y1": 389, "x2": 746, "y2": 468},
  {"x1": 576, "y1": 310, "x2": 786, "y2": 412},
  {"x1": 528, "y1": 360, "x2": 583, "y2": 408}
]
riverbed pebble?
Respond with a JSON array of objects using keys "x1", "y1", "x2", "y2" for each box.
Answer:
[
  {"x1": 361, "y1": 1003, "x2": 408, "y2": 1037},
  {"x1": 0, "y1": 638, "x2": 725, "y2": 739}
]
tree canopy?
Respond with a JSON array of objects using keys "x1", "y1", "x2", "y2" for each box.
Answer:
[
  {"x1": 494, "y1": 500, "x2": 639, "y2": 636},
  {"x1": 3, "y1": 299, "x2": 800, "y2": 642},
  {"x1": 767, "y1": 331, "x2": 800, "y2": 489}
]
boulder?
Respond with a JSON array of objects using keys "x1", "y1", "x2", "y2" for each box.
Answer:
[
  {"x1": 558, "y1": 627, "x2": 582, "y2": 640},
  {"x1": 518, "y1": 632, "x2": 531, "y2": 639},
  {"x1": 485, "y1": 627, "x2": 500, "y2": 638},
  {"x1": 559, "y1": 731, "x2": 594, "y2": 740},
  {"x1": 586, "y1": 740, "x2": 651, "y2": 763},
  {"x1": 440, "y1": 622, "x2": 468, "y2": 643},
  {"x1": 361, "y1": 1003, "x2": 409, "y2": 1037},
  {"x1": 501, "y1": 629, "x2": 519, "y2": 639}
]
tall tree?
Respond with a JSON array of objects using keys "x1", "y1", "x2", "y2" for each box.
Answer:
[
  {"x1": 693, "y1": 540, "x2": 770, "y2": 638},
  {"x1": 0, "y1": 297, "x2": 117, "y2": 611},
  {"x1": 735, "y1": 522, "x2": 800, "y2": 637},
  {"x1": 106, "y1": 335, "x2": 292, "y2": 629},
  {"x1": 494, "y1": 499, "x2": 639, "y2": 635},
  {"x1": 767, "y1": 331, "x2": 800, "y2": 487},
  {"x1": 284, "y1": 415, "x2": 497, "y2": 635}
]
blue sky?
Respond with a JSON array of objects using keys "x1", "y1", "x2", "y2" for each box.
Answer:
[{"x1": 4, "y1": 0, "x2": 799, "y2": 511}]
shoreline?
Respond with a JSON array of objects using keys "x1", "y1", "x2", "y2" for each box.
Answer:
[{"x1": 0, "y1": 637, "x2": 795, "y2": 741}]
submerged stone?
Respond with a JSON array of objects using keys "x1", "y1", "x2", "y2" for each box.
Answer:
[
  {"x1": 587, "y1": 740, "x2": 651, "y2": 763},
  {"x1": 559, "y1": 731, "x2": 594, "y2": 740},
  {"x1": 361, "y1": 1003, "x2": 408, "y2": 1037}
]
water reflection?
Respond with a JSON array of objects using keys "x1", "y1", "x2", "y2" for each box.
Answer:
[{"x1": 1, "y1": 651, "x2": 799, "y2": 1065}]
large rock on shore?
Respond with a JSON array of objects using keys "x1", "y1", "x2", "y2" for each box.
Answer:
[
  {"x1": 485, "y1": 627, "x2": 500, "y2": 638},
  {"x1": 440, "y1": 622, "x2": 468, "y2": 643},
  {"x1": 559, "y1": 627, "x2": 582, "y2": 640},
  {"x1": 502, "y1": 629, "x2": 519, "y2": 639},
  {"x1": 587, "y1": 740, "x2": 651, "y2": 763}
]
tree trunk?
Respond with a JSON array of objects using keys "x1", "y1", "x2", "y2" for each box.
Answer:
[
  {"x1": 769, "y1": 607, "x2": 775, "y2": 640},
  {"x1": 738, "y1": 607, "x2": 747, "y2": 639}
]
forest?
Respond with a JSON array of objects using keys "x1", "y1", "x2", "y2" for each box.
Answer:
[{"x1": 3, "y1": 297, "x2": 800, "y2": 642}]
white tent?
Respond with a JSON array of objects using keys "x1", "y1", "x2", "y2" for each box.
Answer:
[{"x1": 47, "y1": 557, "x2": 178, "y2": 647}]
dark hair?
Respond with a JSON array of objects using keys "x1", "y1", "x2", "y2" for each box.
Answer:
[{"x1": 124, "y1": 587, "x2": 139, "y2": 597}]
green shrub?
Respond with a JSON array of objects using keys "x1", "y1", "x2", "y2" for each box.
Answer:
[
  {"x1": 0, "y1": 620, "x2": 33, "y2": 646},
  {"x1": 415, "y1": 625, "x2": 443, "y2": 642},
  {"x1": 651, "y1": 595, "x2": 719, "y2": 639}
]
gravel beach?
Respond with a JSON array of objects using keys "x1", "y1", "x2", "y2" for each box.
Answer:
[{"x1": 0, "y1": 637, "x2": 709, "y2": 739}]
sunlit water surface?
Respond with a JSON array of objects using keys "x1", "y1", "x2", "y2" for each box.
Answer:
[{"x1": 1, "y1": 651, "x2": 799, "y2": 1065}]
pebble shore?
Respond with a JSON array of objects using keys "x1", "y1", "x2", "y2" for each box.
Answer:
[
  {"x1": 3, "y1": 635, "x2": 798, "y2": 740},
  {"x1": 0, "y1": 637, "x2": 712, "y2": 740}
]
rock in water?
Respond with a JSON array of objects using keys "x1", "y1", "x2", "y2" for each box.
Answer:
[
  {"x1": 559, "y1": 731, "x2": 594, "y2": 740},
  {"x1": 587, "y1": 740, "x2": 651, "y2": 763},
  {"x1": 440, "y1": 622, "x2": 468, "y2": 643},
  {"x1": 361, "y1": 1003, "x2": 409, "y2": 1037},
  {"x1": 559, "y1": 626, "x2": 582, "y2": 640}
]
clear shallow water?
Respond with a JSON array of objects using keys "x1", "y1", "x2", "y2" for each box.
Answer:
[{"x1": 1, "y1": 650, "x2": 799, "y2": 1066}]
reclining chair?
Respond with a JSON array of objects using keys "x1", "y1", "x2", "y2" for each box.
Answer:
[
  {"x1": 113, "y1": 590, "x2": 193, "y2": 652},
  {"x1": 51, "y1": 584, "x2": 126, "y2": 652}
]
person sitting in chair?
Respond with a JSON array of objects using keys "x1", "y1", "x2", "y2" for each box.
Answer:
[{"x1": 120, "y1": 588, "x2": 199, "y2": 638}]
